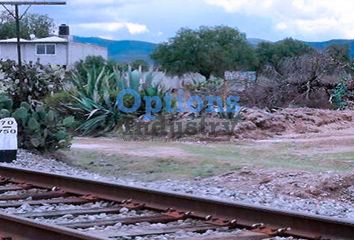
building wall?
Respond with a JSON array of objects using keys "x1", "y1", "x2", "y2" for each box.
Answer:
[
  {"x1": 0, "y1": 43, "x2": 19, "y2": 62},
  {"x1": 68, "y1": 42, "x2": 108, "y2": 66},
  {"x1": 0, "y1": 41, "x2": 107, "y2": 67},
  {"x1": 0, "y1": 43, "x2": 67, "y2": 65}
]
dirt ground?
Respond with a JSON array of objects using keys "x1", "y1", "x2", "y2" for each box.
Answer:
[
  {"x1": 60, "y1": 108, "x2": 354, "y2": 203},
  {"x1": 204, "y1": 167, "x2": 354, "y2": 202},
  {"x1": 232, "y1": 107, "x2": 354, "y2": 139}
]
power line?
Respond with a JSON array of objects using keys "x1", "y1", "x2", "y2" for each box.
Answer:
[{"x1": 0, "y1": 1, "x2": 66, "y2": 6}]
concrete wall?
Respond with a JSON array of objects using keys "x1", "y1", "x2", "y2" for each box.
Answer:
[
  {"x1": 150, "y1": 72, "x2": 206, "y2": 90},
  {"x1": 224, "y1": 71, "x2": 257, "y2": 92},
  {"x1": 0, "y1": 43, "x2": 20, "y2": 62},
  {"x1": 0, "y1": 42, "x2": 107, "y2": 67},
  {"x1": 68, "y1": 42, "x2": 108, "y2": 66}
]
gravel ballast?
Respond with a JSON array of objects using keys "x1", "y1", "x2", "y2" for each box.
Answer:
[{"x1": 1, "y1": 149, "x2": 353, "y2": 221}]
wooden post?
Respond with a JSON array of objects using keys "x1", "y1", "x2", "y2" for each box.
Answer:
[{"x1": 14, "y1": 4, "x2": 21, "y2": 67}]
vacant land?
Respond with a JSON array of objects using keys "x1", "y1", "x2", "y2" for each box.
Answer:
[
  {"x1": 61, "y1": 127, "x2": 354, "y2": 182},
  {"x1": 59, "y1": 108, "x2": 354, "y2": 203},
  {"x1": 54, "y1": 118, "x2": 354, "y2": 205}
]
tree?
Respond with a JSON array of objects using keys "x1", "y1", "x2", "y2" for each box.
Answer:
[
  {"x1": 74, "y1": 56, "x2": 109, "y2": 79},
  {"x1": 325, "y1": 44, "x2": 351, "y2": 64},
  {"x1": 256, "y1": 38, "x2": 314, "y2": 69},
  {"x1": 0, "y1": 11, "x2": 55, "y2": 39},
  {"x1": 151, "y1": 26, "x2": 258, "y2": 78},
  {"x1": 131, "y1": 59, "x2": 149, "y2": 71}
]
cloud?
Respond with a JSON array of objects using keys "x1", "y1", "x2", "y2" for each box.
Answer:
[
  {"x1": 125, "y1": 23, "x2": 149, "y2": 34},
  {"x1": 275, "y1": 22, "x2": 288, "y2": 31},
  {"x1": 205, "y1": 0, "x2": 354, "y2": 39},
  {"x1": 75, "y1": 22, "x2": 149, "y2": 35},
  {"x1": 205, "y1": 0, "x2": 273, "y2": 14},
  {"x1": 98, "y1": 35, "x2": 115, "y2": 40},
  {"x1": 31, "y1": 0, "x2": 353, "y2": 42}
]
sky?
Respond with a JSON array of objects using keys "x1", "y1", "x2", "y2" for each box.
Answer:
[{"x1": 17, "y1": 0, "x2": 354, "y2": 43}]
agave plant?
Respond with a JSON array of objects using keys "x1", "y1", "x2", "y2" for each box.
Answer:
[
  {"x1": 68, "y1": 95, "x2": 122, "y2": 135},
  {"x1": 68, "y1": 66, "x2": 118, "y2": 135},
  {"x1": 69, "y1": 65, "x2": 166, "y2": 136},
  {"x1": 114, "y1": 66, "x2": 140, "y2": 91},
  {"x1": 71, "y1": 66, "x2": 118, "y2": 104}
]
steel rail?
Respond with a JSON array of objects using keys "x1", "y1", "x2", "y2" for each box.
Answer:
[
  {"x1": 0, "y1": 212, "x2": 107, "y2": 240},
  {"x1": 0, "y1": 165, "x2": 353, "y2": 240}
]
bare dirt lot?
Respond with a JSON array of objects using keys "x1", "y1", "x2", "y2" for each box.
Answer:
[{"x1": 60, "y1": 108, "x2": 354, "y2": 203}]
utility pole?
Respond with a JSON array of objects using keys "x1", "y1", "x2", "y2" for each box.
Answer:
[
  {"x1": 14, "y1": 4, "x2": 21, "y2": 67},
  {"x1": 0, "y1": 1, "x2": 66, "y2": 67}
]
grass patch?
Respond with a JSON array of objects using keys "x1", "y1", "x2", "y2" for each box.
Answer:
[{"x1": 61, "y1": 138, "x2": 354, "y2": 181}]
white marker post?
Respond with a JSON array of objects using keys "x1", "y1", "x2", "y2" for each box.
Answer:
[{"x1": 0, "y1": 118, "x2": 18, "y2": 162}]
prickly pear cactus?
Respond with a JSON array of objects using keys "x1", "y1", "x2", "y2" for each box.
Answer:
[
  {"x1": 14, "y1": 102, "x2": 74, "y2": 152},
  {"x1": 0, "y1": 93, "x2": 74, "y2": 152}
]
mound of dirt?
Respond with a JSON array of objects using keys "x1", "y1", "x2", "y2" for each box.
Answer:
[{"x1": 233, "y1": 108, "x2": 354, "y2": 140}]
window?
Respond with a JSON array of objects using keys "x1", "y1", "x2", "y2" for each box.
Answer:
[
  {"x1": 46, "y1": 44, "x2": 55, "y2": 55},
  {"x1": 36, "y1": 44, "x2": 56, "y2": 55},
  {"x1": 36, "y1": 44, "x2": 45, "y2": 55}
]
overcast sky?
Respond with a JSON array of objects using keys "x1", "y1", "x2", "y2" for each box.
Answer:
[{"x1": 24, "y1": 0, "x2": 354, "y2": 43}]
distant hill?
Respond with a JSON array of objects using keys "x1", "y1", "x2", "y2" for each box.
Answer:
[
  {"x1": 247, "y1": 38, "x2": 269, "y2": 46},
  {"x1": 248, "y1": 38, "x2": 354, "y2": 58},
  {"x1": 73, "y1": 36, "x2": 157, "y2": 63},
  {"x1": 248, "y1": 38, "x2": 354, "y2": 57},
  {"x1": 74, "y1": 36, "x2": 354, "y2": 62}
]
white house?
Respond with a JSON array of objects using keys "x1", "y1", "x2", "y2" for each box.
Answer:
[{"x1": 0, "y1": 25, "x2": 107, "y2": 68}]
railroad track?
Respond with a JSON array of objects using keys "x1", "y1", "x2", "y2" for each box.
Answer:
[{"x1": 0, "y1": 165, "x2": 352, "y2": 240}]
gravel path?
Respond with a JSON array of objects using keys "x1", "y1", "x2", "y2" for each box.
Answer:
[{"x1": 1, "y1": 150, "x2": 353, "y2": 221}]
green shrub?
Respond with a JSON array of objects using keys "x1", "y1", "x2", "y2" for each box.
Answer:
[
  {"x1": 331, "y1": 82, "x2": 348, "y2": 109},
  {"x1": 0, "y1": 93, "x2": 13, "y2": 110},
  {"x1": 0, "y1": 61, "x2": 75, "y2": 152},
  {"x1": 73, "y1": 56, "x2": 129, "y2": 80},
  {"x1": 43, "y1": 91, "x2": 74, "y2": 113},
  {"x1": 130, "y1": 59, "x2": 149, "y2": 72}
]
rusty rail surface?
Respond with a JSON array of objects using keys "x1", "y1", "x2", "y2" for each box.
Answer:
[
  {"x1": 0, "y1": 165, "x2": 353, "y2": 240},
  {"x1": 0, "y1": 212, "x2": 105, "y2": 240}
]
